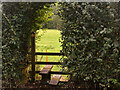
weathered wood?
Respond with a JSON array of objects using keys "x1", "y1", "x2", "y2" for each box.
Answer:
[
  {"x1": 40, "y1": 65, "x2": 53, "y2": 74},
  {"x1": 59, "y1": 81, "x2": 68, "y2": 83},
  {"x1": 35, "y1": 52, "x2": 64, "y2": 56},
  {"x1": 35, "y1": 62, "x2": 62, "y2": 65},
  {"x1": 50, "y1": 71, "x2": 71, "y2": 75},
  {"x1": 31, "y1": 32, "x2": 35, "y2": 82},
  {"x1": 30, "y1": 71, "x2": 71, "y2": 75},
  {"x1": 39, "y1": 65, "x2": 53, "y2": 83},
  {"x1": 44, "y1": 65, "x2": 53, "y2": 69},
  {"x1": 49, "y1": 75, "x2": 61, "y2": 85},
  {"x1": 40, "y1": 69, "x2": 50, "y2": 74}
]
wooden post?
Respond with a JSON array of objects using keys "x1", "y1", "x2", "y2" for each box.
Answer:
[
  {"x1": 46, "y1": 49, "x2": 48, "y2": 62},
  {"x1": 31, "y1": 32, "x2": 35, "y2": 82}
]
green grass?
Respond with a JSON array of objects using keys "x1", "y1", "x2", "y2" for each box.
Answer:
[
  {"x1": 36, "y1": 29, "x2": 62, "y2": 52},
  {"x1": 35, "y1": 29, "x2": 69, "y2": 81},
  {"x1": 35, "y1": 29, "x2": 62, "y2": 71}
]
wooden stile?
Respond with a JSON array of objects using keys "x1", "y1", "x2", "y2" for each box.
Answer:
[
  {"x1": 30, "y1": 32, "x2": 69, "y2": 85},
  {"x1": 39, "y1": 65, "x2": 53, "y2": 83},
  {"x1": 49, "y1": 75, "x2": 61, "y2": 85}
]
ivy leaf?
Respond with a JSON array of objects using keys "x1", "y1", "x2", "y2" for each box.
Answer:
[{"x1": 97, "y1": 58, "x2": 103, "y2": 62}]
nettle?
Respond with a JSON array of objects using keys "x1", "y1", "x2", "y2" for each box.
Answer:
[{"x1": 59, "y1": 2, "x2": 120, "y2": 87}]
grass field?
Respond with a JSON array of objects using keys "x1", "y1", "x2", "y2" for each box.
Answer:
[
  {"x1": 36, "y1": 29, "x2": 62, "y2": 52},
  {"x1": 35, "y1": 29, "x2": 62, "y2": 71},
  {"x1": 35, "y1": 29, "x2": 69, "y2": 81}
]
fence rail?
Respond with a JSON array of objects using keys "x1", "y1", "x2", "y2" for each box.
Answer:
[
  {"x1": 35, "y1": 62, "x2": 62, "y2": 65},
  {"x1": 35, "y1": 52, "x2": 64, "y2": 56},
  {"x1": 30, "y1": 71, "x2": 71, "y2": 75}
]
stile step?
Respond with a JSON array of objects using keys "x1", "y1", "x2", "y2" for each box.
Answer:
[
  {"x1": 39, "y1": 65, "x2": 53, "y2": 83},
  {"x1": 49, "y1": 74, "x2": 61, "y2": 85},
  {"x1": 39, "y1": 65, "x2": 53, "y2": 75}
]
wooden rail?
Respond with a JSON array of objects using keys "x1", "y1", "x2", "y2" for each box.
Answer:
[
  {"x1": 50, "y1": 71, "x2": 71, "y2": 75},
  {"x1": 35, "y1": 52, "x2": 64, "y2": 56},
  {"x1": 29, "y1": 71, "x2": 71, "y2": 75},
  {"x1": 35, "y1": 62, "x2": 62, "y2": 65}
]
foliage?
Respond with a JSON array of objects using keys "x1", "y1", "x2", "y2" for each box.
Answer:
[
  {"x1": 2, "y1": 2, "x2": 53, "y2": 87},
  {"x1": 44, "y1": 3, "x2": 64, "y2": 29},
  {"x1": 59, "y1": 2, "x2": 120, "y2": 88}
]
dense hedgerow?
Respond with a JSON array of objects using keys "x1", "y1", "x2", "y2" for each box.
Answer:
[
  {"x1": 59, "y1": 2, "x2": 120, "y2": 88},
  {"x1": 2, "y1": 2, "x2": 53, "y2": 87}
]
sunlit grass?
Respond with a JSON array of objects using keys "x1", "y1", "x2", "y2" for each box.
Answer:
[
  {"x1": 35, "y1": 29, "x2": 62, "y2": 71},
  {"x1": 35, "y1": 29, "x2": 69, "y2": 81},
  {"x1": 36, "y1": 29, "x2": 62, "y2": 52}
]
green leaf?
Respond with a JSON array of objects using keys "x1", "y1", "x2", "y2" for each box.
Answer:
[{"x1": 97, "y1": 58, "x2": 103, "y2": 62}]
